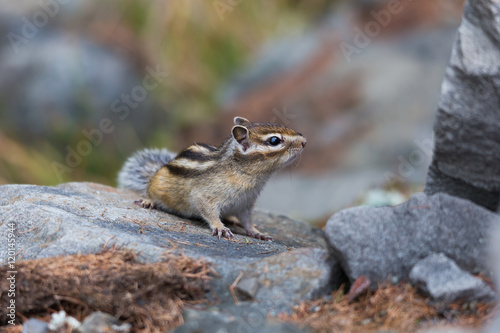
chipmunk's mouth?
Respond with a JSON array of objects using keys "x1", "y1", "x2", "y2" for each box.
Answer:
[{"x1": 284, "y1": 148, "x2": 303, "y2": 166}]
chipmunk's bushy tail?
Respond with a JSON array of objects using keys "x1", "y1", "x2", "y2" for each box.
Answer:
[{"x1": 117, "y1": 148, "x2": 176, "y2": 196}]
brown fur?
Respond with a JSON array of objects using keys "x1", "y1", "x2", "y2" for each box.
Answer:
[{"x1": 144, "y1": 117, "x2": 306, "y2": 240}]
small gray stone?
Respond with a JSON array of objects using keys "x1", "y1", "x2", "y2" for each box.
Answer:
[
  {"x1": 77, "y1": 312, "x2": 123, "y2": 333},
  {"x1": 325, "y1": 192, "x2": 498, "y2": 284},
  {"x1": 236, "y1": 277, "x2": 259, "y2": 299},
  {"x1": 22, "y1": 318, "x2": 49, "y2": 333},
  {"x1": 409, "y1": 253, "x2": 495, "y2": 303}
]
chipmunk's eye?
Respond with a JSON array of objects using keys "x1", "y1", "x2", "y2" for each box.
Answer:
[{"x1": 267, "y1": 136, "x2": 282, "y2": 146}]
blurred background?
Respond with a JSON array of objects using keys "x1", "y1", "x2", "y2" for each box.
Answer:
[{"x1": 0, "y1": 0, "x2": 465, "y2": 226}]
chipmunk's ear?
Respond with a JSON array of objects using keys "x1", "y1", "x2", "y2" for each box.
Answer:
[
  {"x1": 232, "y1": 125, "x2": 250, "y2": 150},
  {"x1": 234, "y1": 116, "x2": 250, "y2": 126}
]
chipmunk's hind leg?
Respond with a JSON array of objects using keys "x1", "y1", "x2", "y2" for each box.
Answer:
[
  {"x1": 237, "y1": 209, "x2": 273, "y2": 241},
  {"x1": 222, "y1": 215, "x2": 243, "y2": 228}
]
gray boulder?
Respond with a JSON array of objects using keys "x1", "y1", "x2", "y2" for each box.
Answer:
[
  {"x1": 325, "y1": 192, "x2": 498, "y2": 285},
  {"x1": 409, "y1": 253, "x2": 495, "y2": 303},
  {"x1": 424, "y1": 0, "x2": 500, "y2": 210},
  {"x1": 0, "y1": 182, "x2": 338, "y2": 319}
]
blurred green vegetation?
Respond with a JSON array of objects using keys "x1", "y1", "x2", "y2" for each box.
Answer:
[
  {"x1": 131, "y1": 0, "x2": 334, "y2": 126},
  {"x1": 0, "y1": 0, "x2": 336, "y2": 186}
]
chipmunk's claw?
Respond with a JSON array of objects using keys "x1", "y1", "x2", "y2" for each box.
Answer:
[
  {"x1": 246, "y1": 230, "x2": 273, "y2": 241},
  {"x1": 212, "y1": 227, "x2": 234, "y2": 240},
  {"x1": 135, "y1": 199, "x2": 156, "y2": 209}
]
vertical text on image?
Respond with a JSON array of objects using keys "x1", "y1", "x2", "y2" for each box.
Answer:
[{"x1": 6, "y1": 222, "x2": 17, "y2": 325}]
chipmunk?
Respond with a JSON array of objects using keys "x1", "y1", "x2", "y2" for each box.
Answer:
[{"x1": 117, "y1": 117, "x2": 306, "y2": 240}]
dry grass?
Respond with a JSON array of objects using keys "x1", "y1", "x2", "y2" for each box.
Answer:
[
  {"x1": 280, "y1": 283, "x2": 498, "y2": 333},
  {"x1": 0, "y1": 248, "x2": 213, "y2": 332}
]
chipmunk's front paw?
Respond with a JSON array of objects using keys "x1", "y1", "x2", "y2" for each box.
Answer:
[
  {"x1": 246, "y1": 230, "x2": 273, "y2": 241},
  {"x1": 135, "y1": 199, "x2": 156, "y2": 209},
  {"x1": 212, "y1": 226, "x2": 234, "y2": 240}
]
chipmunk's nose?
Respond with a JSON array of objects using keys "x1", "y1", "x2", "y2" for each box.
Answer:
[{"x1": 301, "y1": 138, "x2": 307, "y2": 148}]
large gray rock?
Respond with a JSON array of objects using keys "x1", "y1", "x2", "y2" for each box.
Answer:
[
  {"x1": 0, "y1": 182, "x2": 338, "y2": 317},
  {"x1": 325, "y1": 192, "x2": 498, "y2": 285},
  {"x1": 424, "y1": 0, "x2": 500, "y2": 210},
  {"x1": 409, "y1": 253, "x2": 495, "y2": 303}
]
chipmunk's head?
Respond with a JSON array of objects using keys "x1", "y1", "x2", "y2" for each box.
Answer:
[{"x1": 231, "y1": 116, "x2": 306, "y2": 172}]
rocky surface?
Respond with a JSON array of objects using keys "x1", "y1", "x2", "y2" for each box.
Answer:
[
  {"x1": 424, "y1": 0, "x2": 500, "y2": 210},
  {"x1": 173, "y1": 310, "x2": 308, "y2": 333},
  {"x1": 0, "y1": 182, "x2": 339, "y2": 327},
  {"x1": 324, "y1": 192, "x2": 498, "y2": 285},
  {"x1": 21, "y1": 311, "x2": 130, "y2": 333},
  {"x1": 483, "y1": 211, "x2": 500, "y2": 333},
  {"x1": 233, "y1": 247, "x2": 341, "y2": 314},
  {"x1": 409, "y1": 253, "x2": 495, "y2": 303}
]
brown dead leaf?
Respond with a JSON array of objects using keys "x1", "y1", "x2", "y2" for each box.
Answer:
[{"x1": 347, "y1": 276, "x2": 371, "y2": 302}]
